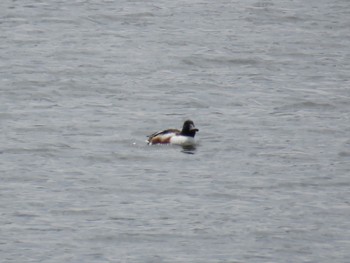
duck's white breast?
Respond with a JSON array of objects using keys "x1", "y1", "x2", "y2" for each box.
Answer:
[{"x1": 170, "y1": 135, "x2": 195, "y2": 146}]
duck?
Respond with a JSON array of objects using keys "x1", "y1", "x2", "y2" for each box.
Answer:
[{"x1": 147, "y1": 120, "x2": 199, "y2": 146}]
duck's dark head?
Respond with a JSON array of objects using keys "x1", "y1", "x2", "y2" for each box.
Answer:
[{"x1": 181, "y1": 120, "x2": 199, "y2": 137}]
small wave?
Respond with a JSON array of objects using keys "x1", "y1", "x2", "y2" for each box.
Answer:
[
  {"x1": 338, "y1": 151, "x2": 350, "y2": 157},
  {"x1": 273, "y1": 101, "x2": 335, "y2": 113},
  {"x1": 182, "y1": 56, "x2": 260, "y2": 68}
]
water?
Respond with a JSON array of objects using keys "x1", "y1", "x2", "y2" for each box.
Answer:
[{"x1": 1, "y1": 0, "x2": 349, "y2": 262}]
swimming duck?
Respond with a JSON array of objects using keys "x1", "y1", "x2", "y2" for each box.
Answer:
[{"x1": 147, "y1": 120, "x2": 199, "y2": 146}]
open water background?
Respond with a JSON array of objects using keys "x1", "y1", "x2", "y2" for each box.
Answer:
[{"x1": 1, "y1": 0, "x2": 350, "y2": 262}]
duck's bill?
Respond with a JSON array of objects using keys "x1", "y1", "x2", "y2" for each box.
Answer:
[{"x1": 190, "y1": 124, "x2": 199, "y2": 132}]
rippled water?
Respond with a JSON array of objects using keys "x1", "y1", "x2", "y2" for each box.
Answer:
[{"x1": 1, "y1": 0, "x2": 350, "y2": 262}]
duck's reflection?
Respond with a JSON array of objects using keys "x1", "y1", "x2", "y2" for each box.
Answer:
[{"x1": 181, "y1": 144, "x2": 196, "y2": 154}]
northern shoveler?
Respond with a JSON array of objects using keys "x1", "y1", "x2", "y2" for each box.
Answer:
[{"x1": 147, "y1": 120, "x2": 199, "y2": 146}]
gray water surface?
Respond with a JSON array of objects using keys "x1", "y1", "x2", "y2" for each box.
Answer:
[{"x1": 1, "y1": 0, "x2": 350, "y2": 262}]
